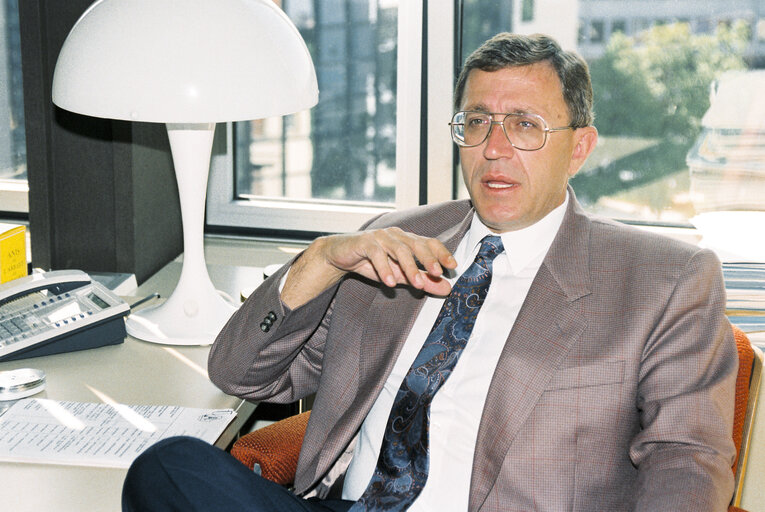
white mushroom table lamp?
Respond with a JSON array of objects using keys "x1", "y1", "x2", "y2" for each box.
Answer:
[{"x1": 51, "y1": 0, "x2": 318, "y2": 345}]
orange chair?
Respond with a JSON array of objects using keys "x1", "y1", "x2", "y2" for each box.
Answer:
[
  {"x1": 231, "y1": 410, "x2": 310, "y2": 486},
  {"x1": 231, "y1": 325, "x2": 760, "y2": 510},
  {"x1": 730, "y1": 325, "x2": 762, "y2": 512}
]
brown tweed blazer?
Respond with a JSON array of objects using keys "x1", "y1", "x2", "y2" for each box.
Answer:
[{"x1": 209, "y1": 190, "x2": 737, "y2": 511}]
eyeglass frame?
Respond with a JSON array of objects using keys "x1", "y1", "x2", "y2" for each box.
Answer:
[{"x1": 449, "y1": 110, "x2": 576, "y2": 151}]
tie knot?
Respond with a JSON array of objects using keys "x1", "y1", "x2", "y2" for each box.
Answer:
[{"x1": 478, "y1": 235, "x2": 504, "y2": 262}]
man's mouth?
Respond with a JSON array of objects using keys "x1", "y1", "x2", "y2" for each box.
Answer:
[{"x1": 485, "y1": 181, "x2": 516, "y2": 189}]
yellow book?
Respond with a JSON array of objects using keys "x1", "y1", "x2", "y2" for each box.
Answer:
[{"x1": 0, "y1": 223, "x2": 27, "y2": 284}]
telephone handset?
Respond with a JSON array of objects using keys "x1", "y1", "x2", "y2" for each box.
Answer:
[{"x1": 0, "y1": 270, "x2": 130, "y2": 362}]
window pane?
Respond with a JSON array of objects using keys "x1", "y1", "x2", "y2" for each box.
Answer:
[
  {"x1": 0, "y1": 0, "x2": 26, "y2": 182},
  {"x1": 234, "y1": 0, "x2": 398, "y2": 206},
  {"x1": 577, "y1": 2, "x2": 759, "y2": 227},
  {"x1": 457, "y1": 1, "x2": 765, "y2": 237},
  {"x1": 461, "y1": 0, "x2": 513, "y2": 61},
  {"x1": 612, "y1": 19, "x2": 626, "y2": 35},
  {"x1": 521, "y1": 0, "x2": 534, "y2": 23},
  {"x1": 589, "y1": 20, "x2": 605, "y2": 42}
]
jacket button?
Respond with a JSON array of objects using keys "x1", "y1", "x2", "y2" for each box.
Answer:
[
  {"x1": 260, "y1": 322, "x2": 270, "y2": 332},
  {"x1": 267, "y1": 311, "x2": 277, "y2": 321}
]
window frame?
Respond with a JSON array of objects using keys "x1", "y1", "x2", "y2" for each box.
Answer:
[
  {"x1": 206, "y1": 1, "x2": 455, "y2": 234},
  {"x1": 1, "y1": 0, "x2": 28, "y2": 216}
]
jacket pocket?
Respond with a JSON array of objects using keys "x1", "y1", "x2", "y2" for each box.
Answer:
[{"x1": 545, "y1": 360, "x2": 625, "y2": 391}]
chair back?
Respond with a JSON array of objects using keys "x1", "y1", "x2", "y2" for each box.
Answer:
[{"x1": 731, "y1": 325, "x2": 763, "y2": 508}]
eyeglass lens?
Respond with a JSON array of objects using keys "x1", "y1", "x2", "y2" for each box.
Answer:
[{"x1": 452, "y1": 112, "x2": 547, "y2": 150}]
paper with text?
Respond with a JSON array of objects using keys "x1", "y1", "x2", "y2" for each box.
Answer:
[{"x1": 0, "y1": 399, "x2": 236, "y2": 468}]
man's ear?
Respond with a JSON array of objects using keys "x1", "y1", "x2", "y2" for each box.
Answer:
[{"x1": 567, "y1": 126, "x2": 598, "y2": 178}]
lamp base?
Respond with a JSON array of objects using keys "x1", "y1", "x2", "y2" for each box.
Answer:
[{"x1": 126, "y1": 288, "x2": 237, "y2": 346}]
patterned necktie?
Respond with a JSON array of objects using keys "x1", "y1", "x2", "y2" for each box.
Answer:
[{"x1": 350, "y1": 235, "x2": 505, "y2": 511}]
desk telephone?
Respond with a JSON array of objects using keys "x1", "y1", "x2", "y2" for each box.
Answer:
[{"x1": 0, "y1": 270, "x2": 129, "y2": 362}]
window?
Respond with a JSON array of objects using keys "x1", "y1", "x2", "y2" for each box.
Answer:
[
  {"x1": 578, "y1": 21, "x2": 589, "y2": 44},
  {"x1": 611, "y1": 19, "x2": 626, "y2": 35},
  {"x1": 236, "y1": 2, "x2": 396, "y2": 205},
  {"x1": 635, "y1": 17, "x2": 653, "y2": 32},
  {"x1": 207, "y1": 0, "x2": 418, "y2": 234},
  {"x1": 521, "y1": 0, "x2": 534, "y2": 23},
  {"x1": 0, "y1": 0, "x2": 27, "y2": 214},
  {"x1": 461, "y1": 0, "x2": 514, "y2": 60},
  {"x1": 208, "y1": 0, "x2": 765, "y2": 262},
  {"x1": 567, "y1": 1, "x2": 765, "y2": 260},
  {"x1": 573, "y1": 11, "x2": 756, "y2": 227},
  {"x1": 590, "y1": 20, "x2": 605, "y2": 42}
]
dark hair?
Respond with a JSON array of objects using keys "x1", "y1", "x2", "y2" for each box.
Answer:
[{"x1": 454, "y1": 33, "x2": 594, "y2": 128}]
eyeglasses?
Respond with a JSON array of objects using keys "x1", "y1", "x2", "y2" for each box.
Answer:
[{"x1": 449, "y1": 111, "x2": 574, "y2": 151}]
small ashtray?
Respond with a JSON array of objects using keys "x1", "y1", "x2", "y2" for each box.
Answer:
[{"x1": 0, "y1": 368, "x2": 46, "y2": 401}]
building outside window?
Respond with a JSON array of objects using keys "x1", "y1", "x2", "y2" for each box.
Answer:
[
  {"x1": 461, "y1": 0, "x2": 515, "y2": 65},
  {"x1": 235, "y1": 0, "x2": 397, "y2": 206},
  {"x1": 207, "y1": 0, "x2": 405, "y2": 234},
  {"x1": 589, "y1": 19, "x2": 605, "y2": 42},
  {"x1": 612, "y1": 19, "x2": 627, "y2": 35},
  {"x1": 521, "y1": 0, "x2": 534, "y2": 23}
]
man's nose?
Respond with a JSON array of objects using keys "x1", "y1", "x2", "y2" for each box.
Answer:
[{"x1": 482, "y1": 121, "x2": 516, "y2": 159}]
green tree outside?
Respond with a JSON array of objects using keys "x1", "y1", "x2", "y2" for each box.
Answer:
[{"x1": 573, "y1": 21, "x2": 749, "y2": 210}]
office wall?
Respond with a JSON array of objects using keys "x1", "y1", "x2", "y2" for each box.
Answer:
[{"x1": 18, "y1": 0, "x2": 182, "y2": 282}]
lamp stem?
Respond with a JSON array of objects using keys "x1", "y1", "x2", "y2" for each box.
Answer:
[
  {"x1": 125, "y1": 123, "x2": 237, "y2": 345},
  {"x1": 168, "y1": 122, "x2": 217, "y2": 309}
]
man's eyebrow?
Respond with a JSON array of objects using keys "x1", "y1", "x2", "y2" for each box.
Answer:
[
  {"x1": 463, "y1": 103, "x2": 490, "y2": 112},
  {"x1": 462, "y1": 104, "x2": 537, "y2": 116}
]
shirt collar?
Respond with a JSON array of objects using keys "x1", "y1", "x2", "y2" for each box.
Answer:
[{"x1": 464, "y1": 191, "x2": 569, "y2": 275}]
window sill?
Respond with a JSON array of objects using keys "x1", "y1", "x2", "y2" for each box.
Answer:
[{"x1": 0, "y1": 179, "x2": 29, "y2": 214}]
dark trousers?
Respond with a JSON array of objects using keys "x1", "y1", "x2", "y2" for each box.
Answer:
[{"x1": 122, "y1": 436, "x2": 355, "y2": 512}]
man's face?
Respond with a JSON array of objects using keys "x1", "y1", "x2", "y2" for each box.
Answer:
[{"x1": 458, "y1": 62, "x2": 597, "y2": 233}]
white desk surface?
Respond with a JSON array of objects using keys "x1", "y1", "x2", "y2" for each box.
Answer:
[{"x1": 0, "y1": 261, "x2": 265, "y2": 512}]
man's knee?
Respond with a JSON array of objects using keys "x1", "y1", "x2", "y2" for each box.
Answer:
[
  {"x1": 123, "y1": 436, "x2": 316, "y2": 512},
  {"x1": 122, "y1": 436, "x2": 208, "y2": 511}
]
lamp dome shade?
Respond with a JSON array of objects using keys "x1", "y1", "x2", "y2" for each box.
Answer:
[{"x1": 52, "y1": 0, "x2": 319, "y2": 123}]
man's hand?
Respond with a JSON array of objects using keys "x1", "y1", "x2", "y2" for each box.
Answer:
[{"x1": 281, "y1": 227, "x2": 457, "y2": 309}]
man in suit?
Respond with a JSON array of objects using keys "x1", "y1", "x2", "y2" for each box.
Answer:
[{"x1": 122, "y1": 33, "x2": 737, "y2": 512}]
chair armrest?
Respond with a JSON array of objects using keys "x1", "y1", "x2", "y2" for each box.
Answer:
[{"x1": 230, "y1": 410, "x2": 311, "y2": 486}]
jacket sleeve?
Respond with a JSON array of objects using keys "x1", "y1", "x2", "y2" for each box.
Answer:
[
  {"x1": 208, "y1": 256, "x2": 341, "y2": 403},
  {"x1": 207, "y1": 211, "x2": 395, "y2": 403},
  {"x1": 631, "y1": 248, "x2": 737, "y2": 511}
]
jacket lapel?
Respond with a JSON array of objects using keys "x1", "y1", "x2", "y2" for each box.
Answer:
[{"x1": 469, "y1": 194, "x2": 593, "y2": 511}]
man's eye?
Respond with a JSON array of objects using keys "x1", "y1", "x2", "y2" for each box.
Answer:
[
  {"x1": 467, "y1": 116, "x2": 488, "y2": 127},
  {"x1": 515, "y1": 118, "x2": 540, "y2": 131}
]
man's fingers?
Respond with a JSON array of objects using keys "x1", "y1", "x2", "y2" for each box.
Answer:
[
  {"x1": 364, "y1": 241, "x2": 398, "y2": 287},
  {"x1": 322, "y1": 228, "x2": 456, "y2": 292},
  {"x1": 428, "y1": 238, "x2": 458, "y2": 272},
  {"x1": 392, "y1": 243, "x2": 426, "y2": 289},
  {"x1": 381, "y1": 230, "x2": 457, "y2": 289},
  {"x1": 420, "y1": 272, "x2": 452, "y2": 296},
  {"x1": 384, "y1": 229, "x2": 452, "y2": 274}
]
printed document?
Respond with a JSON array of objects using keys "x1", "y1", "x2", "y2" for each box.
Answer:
[{"x1": 0, "y1": 399, "x2": 236, "y2": 468}]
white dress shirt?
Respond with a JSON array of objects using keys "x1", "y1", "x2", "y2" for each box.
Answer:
[{"x1": 341, "y1": 194, "x2": 569, "y2": 510}]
